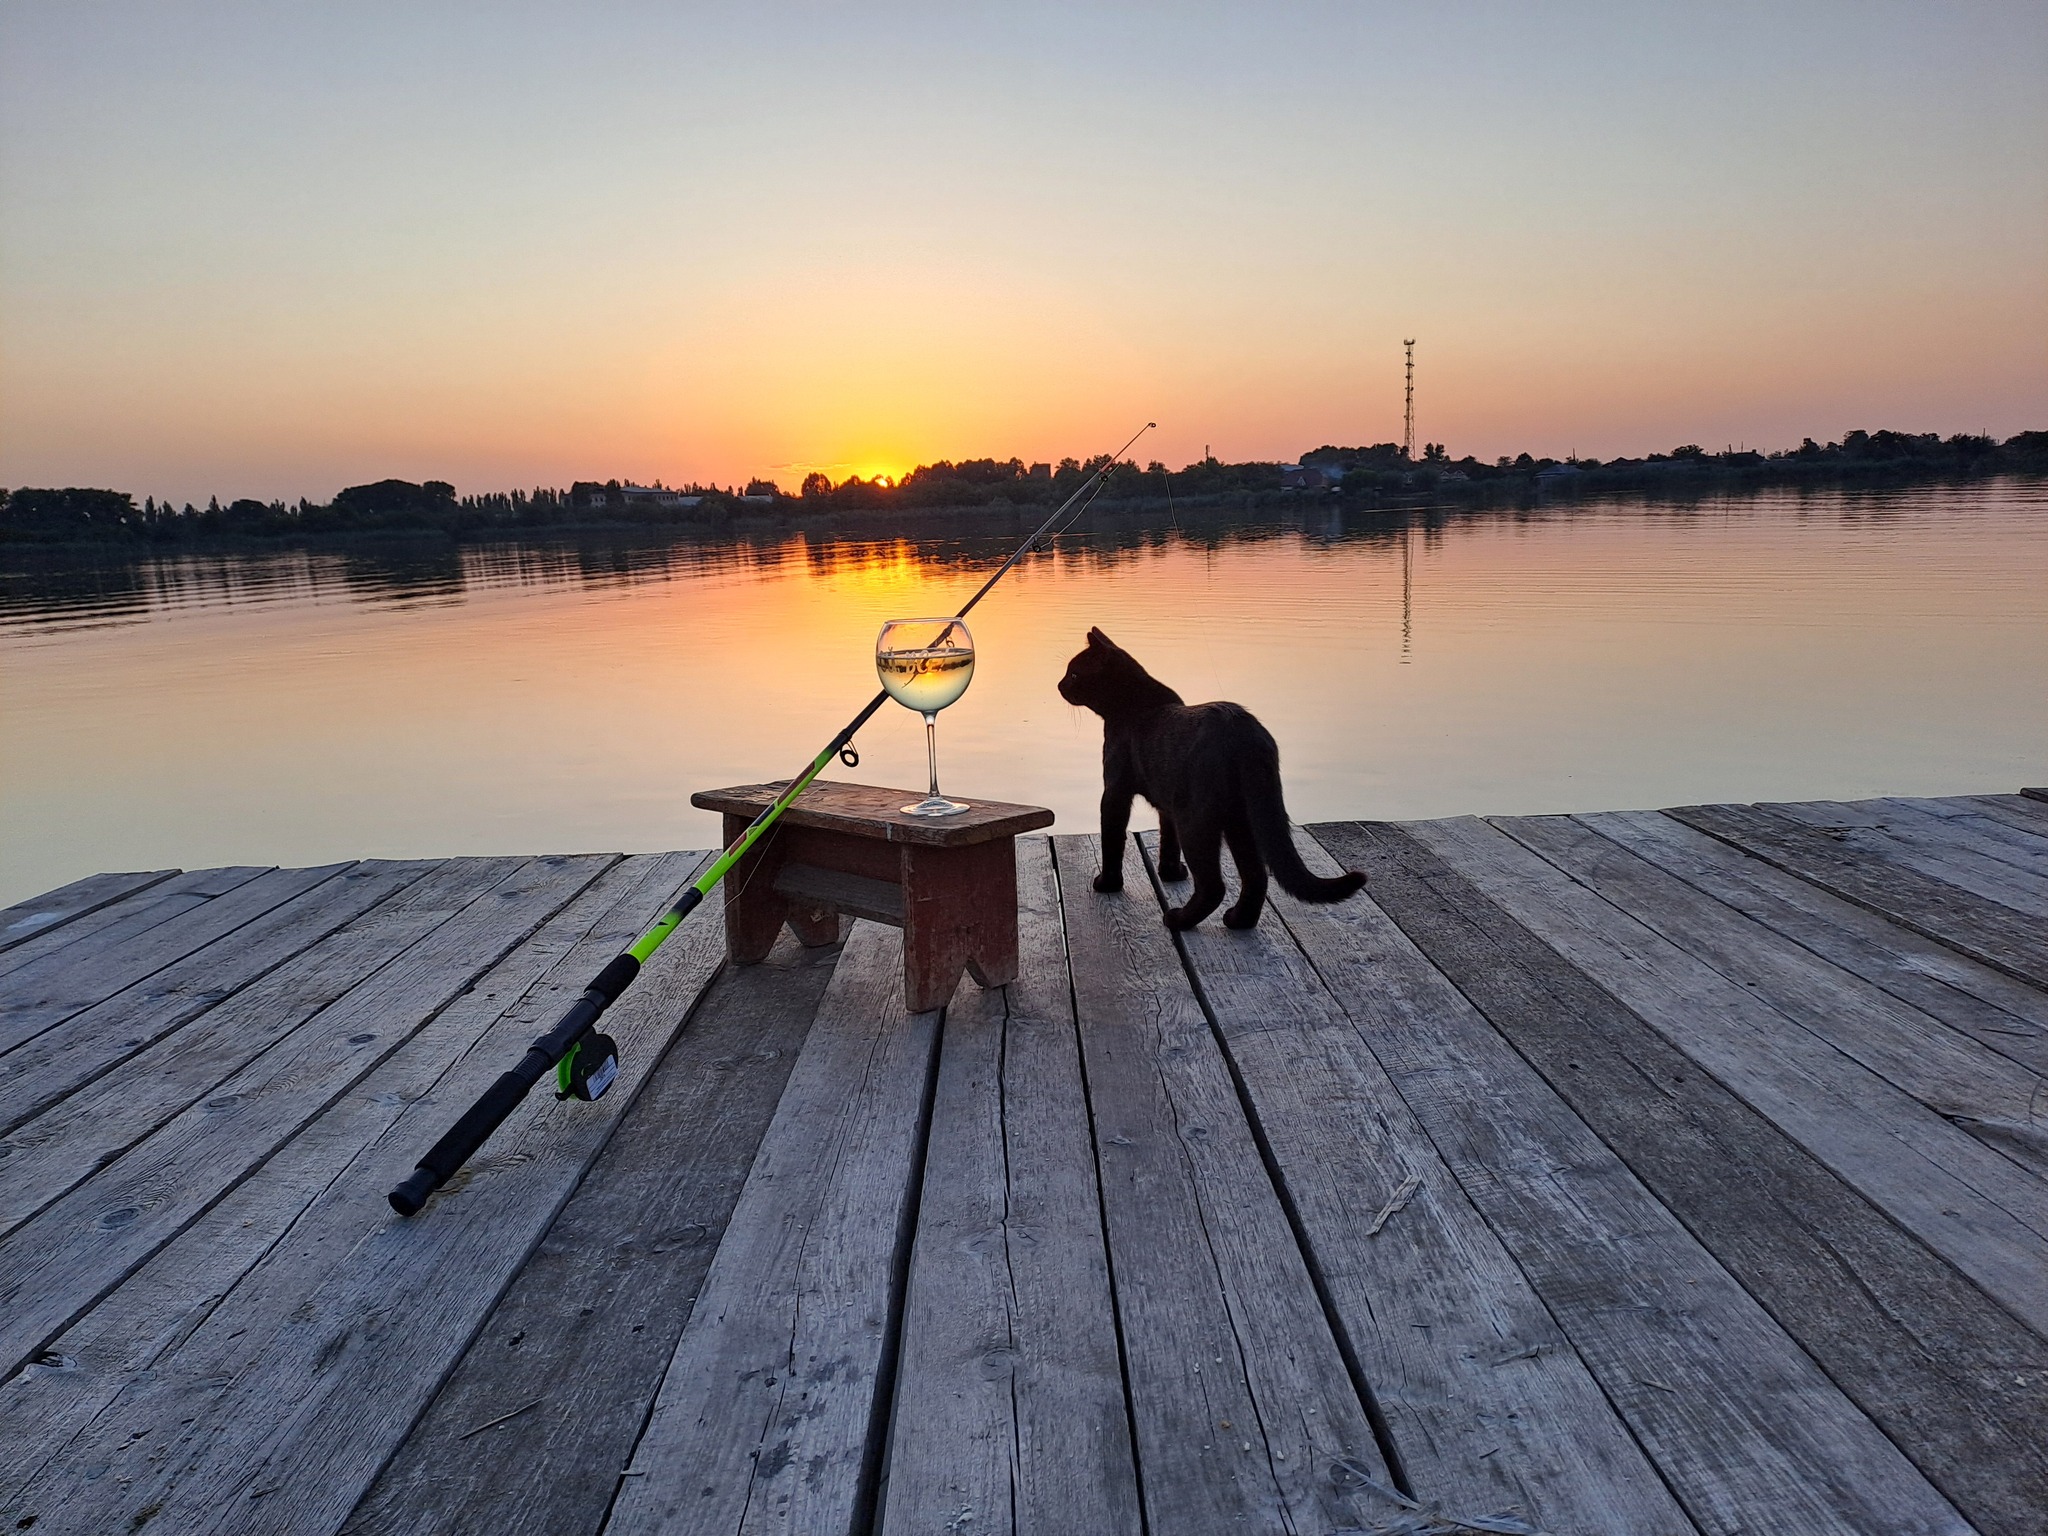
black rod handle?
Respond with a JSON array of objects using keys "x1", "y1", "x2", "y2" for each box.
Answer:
[{"x1": 387, "y1": 956, "x2": 639, "y2": 1216}]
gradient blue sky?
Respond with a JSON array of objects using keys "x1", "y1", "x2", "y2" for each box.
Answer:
[{"x1": 4, "y1": 1, "x2": 2044, "y2": 503}]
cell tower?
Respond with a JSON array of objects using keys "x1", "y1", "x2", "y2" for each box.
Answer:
[{"x1": 1403, "y1": 339, "x2": 1416, "y2": 460}]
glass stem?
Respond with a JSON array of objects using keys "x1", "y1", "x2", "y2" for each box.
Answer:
[{"x1": 923, "y1": 712, "x2": 941, "y2": 801}]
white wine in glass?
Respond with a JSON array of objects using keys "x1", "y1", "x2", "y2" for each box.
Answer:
[{"x1": 876, "y1": 617, "x2": 975, "y2": 816}]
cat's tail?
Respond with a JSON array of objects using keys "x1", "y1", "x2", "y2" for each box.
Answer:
[{"x1": 1242, "y1": 753, "x2": 1367, "y2": 904}]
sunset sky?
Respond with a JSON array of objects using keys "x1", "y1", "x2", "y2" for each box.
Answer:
[{"x1": 3, "y1": 2, "x2": 2044, "y2": 505}]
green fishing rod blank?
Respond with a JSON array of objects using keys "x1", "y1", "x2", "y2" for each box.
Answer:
[{"x1": 388, "y1": 425, "x2": 1151, "y2": 1217}]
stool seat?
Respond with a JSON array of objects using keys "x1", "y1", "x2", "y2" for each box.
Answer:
[{"x1": 690, "y1": 781, "x2": 1054, "y2": 1012}]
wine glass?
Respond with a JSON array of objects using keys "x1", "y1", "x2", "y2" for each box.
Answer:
[{"x1": 876, "y1": 616, "x2": 975, "y2": 816}]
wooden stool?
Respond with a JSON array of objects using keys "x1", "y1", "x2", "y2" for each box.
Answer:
[{"x1": 689, "y1": 781, "x2": 1055, "y2": 1012}]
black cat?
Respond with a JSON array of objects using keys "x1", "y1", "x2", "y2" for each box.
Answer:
[{"x1": 1057, "y1": 627, "x2": 1366, "y2": 930}]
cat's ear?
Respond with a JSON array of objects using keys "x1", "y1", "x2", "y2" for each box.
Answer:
[{"x1": 1087, "y1": 627, "x2": 1110, "y2": 648}]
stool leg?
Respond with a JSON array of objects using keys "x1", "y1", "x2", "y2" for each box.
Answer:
[
  {"x1": 722, "y1": 813, "x2": 788, "y2": 964},
  {"x1": 901, "y1": 840, "x2": 1018, "y2": 1010}
]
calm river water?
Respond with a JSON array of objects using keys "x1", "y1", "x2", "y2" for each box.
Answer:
[{"x1": 3, "y1": 480, "x2": 2044, "y2": 905}]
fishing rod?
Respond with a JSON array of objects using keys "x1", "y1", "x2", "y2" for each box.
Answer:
[{"x1": 388, "y1": 422, "x2": 1155, "y2": 1216}]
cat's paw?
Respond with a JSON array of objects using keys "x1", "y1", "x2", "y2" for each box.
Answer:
[
  {"x1": 1158, "y1": 859, "x2": 1188, "y2": 882},
  {"x1": 1162, "y1": 905, "x2": 1197, "y2": 931},
  {"x1": 1093, "y1": 871, "x2": 1124, "y2": 894},
  {"x1": 1223, "y1": 903, "x2": 1261, "y2": 930}
]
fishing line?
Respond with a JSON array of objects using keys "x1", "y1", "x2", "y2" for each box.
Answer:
[{"x1": 388, "y1": 420, "x2": 1156, "y2": 1216}]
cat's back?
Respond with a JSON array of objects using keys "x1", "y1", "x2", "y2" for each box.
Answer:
[{"x1": 1156, "y1": 699, "x2": 1277, "y2": 763}]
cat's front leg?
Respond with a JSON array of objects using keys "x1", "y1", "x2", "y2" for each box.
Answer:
[{"x1": 1095, "y1": 784, "x2": 1134, "y2": 892}]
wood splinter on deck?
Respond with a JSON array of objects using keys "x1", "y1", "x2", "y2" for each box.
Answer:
[
  {"x1": 457, "y1": 1399, "x2": 543, "y2": 1440},
  {"x1": 1365, "y1": 1172, "x2": 1423, "y2": 1236}
]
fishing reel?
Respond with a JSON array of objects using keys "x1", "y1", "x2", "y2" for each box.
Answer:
[{"x1": 555, "y1": 1032, "x2": 620, "y2": 1102}]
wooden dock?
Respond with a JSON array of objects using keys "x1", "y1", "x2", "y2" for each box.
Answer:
[{"x1": 3, "y1": 793, "x2": 2047, "y2": 1535}]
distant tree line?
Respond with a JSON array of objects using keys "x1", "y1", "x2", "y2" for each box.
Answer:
[{"x1": 5, "y1": 429, "x2": 2043, "y2": 544}]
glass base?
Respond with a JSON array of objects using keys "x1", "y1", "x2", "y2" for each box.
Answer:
[{"x1": 902, "y1": 796, "x2": 972, "y2": 817}]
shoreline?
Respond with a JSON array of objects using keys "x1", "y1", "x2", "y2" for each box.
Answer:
[{"x1": 3, "y1": 464, "x2": 2043, "y2": 559}]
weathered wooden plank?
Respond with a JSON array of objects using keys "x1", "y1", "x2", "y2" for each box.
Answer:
[
  {"x1": 0, "y1": 865, "x2": 265, "y2": 981},
  {"x1": 603, "y1": 919, "x2": 939, "y2": 1536},
  {"x1": 0, "y1": 852, "x2": 722, "y2": 1536},
  {"x1": 1497, "y1": 814, "x2": 2048, "y2": 1182},
  {"x1": 343, "y1": 927, "x2": 829, "y2": 1536},
  {"x1": 1052, "y1": 833, "x2": 1394, "y2": 1536},
  {"x1": 1317, "y1": 818, "x2": 2048, "y2": 1536},
  {"x1": 1961, "y1": 793, "x2": 2048, "y2": 840},
  {"x1": 0, "y1": 859, "x2": 465, "y2": 1235},
  {"x1": 0, "y1": 863, "x2": 344, "y2": 1055},
  {"x1": 0, "y1": 854, "x2": 612, "y2": 1383},
  {"x1": 1670, "y1": 801, "x2": 2048, "y2": 991},
  {"x1": 1584, "y1": 810, "x2": 2048, "y2": 1079},
  {"x1": 0, "y1": 870, "x2": 177, "y2": 955},
  {"x1": 1769, "y1": 799, "x2": 2048, "y2": 917},
  {"x1": 879, "y1": 837, "x2": 1140, "y2": 1536},
  {"x1": 0, "y1": 859, "x2": 440, "y2": 1144},
  {"x1": 0, "y1": 855, "x2": 665, "y2": 1517},
  {"x1": 1158, "y1": 836, "x2": 1699, "y2": 1534},
  {"x1": 1883, "y1": 796, "x2": 2048, "y2": 875},
  {"x1": 1408, "y1": 814, "x2": 2048, "y2": 1343}
]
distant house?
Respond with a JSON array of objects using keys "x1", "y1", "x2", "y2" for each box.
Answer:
[
  {"x1": 570, "y1": 481, "x2": 702, "y2": 512},
  {"x1": 1278, "y1": 464, "x2": 1341, "y2": 491},
  {"x1": 1028, "y1": 462, "x2": 1052, "y2": 481},
  {"x1": 621, "y1": 483, "x2": 701, "y2": 509}
]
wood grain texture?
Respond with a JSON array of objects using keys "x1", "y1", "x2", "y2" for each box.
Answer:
[
  {"x1": 344, "y1": 926, "x2": 830, "y2": 1536},
  {"x1": 1496, "y1": 814, "x2": 2048, "y2": 1182},
  {"x1": 1768, "y1": 799, "x2": 2048, "y2": 918},
  {"x1": 604, "y1": 918, "x2": 942, "y2": 1536},
  {"x1": 1581, "y1": 811, "x2": 2048, "y2": 1080},
  {"x1": 0, "y1": 855, "x2": 612, "y2": 1385},
  {"x1": 880, "y1": 837, "x2": 1140, "y2": 1536},
  {"x1": 0, "y1": 870, "x2": 177, "y2": 956},
  {"x1": 1408, "y1": 815, "x2": 2048, "y2": 1344},
  {"x1": 1873, "y1": 797, "x2": 2048, "y2": 880},
  {"x1": 0, "y1": 864, "x2": 341, "y2": 1054},
  {"x1": 1669, "y1": 802, "x2": 2048, "y2": 991},
  {"x1": 1159, "y1": 833, "x2": 1699, "y2": 1535},
  {"x1": 0, "y1": 852, "x2": 723, "y2": 1536},
  {"x1": 0, "y1": 859, "x2": 441, "y2": 1155},
  {"x1": 0, "y1": 856, "x2": 677, "y2": 1521},
  {"x1": 1320, "y1": 819, "x2": 2048, "y2": 1536},
  {"x1": 1960, "y1": 794, "x2": 2048, "y2": 840},
  {"x1": 0, "y1": 868, "x2": 250, "y2": 980},
  {"x1": 1053, "y1": 833, "x2": 1394, "y2": 1536},
  {"x1": 692, "y1": 779, "x2": 1053, "y2": 847}
]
